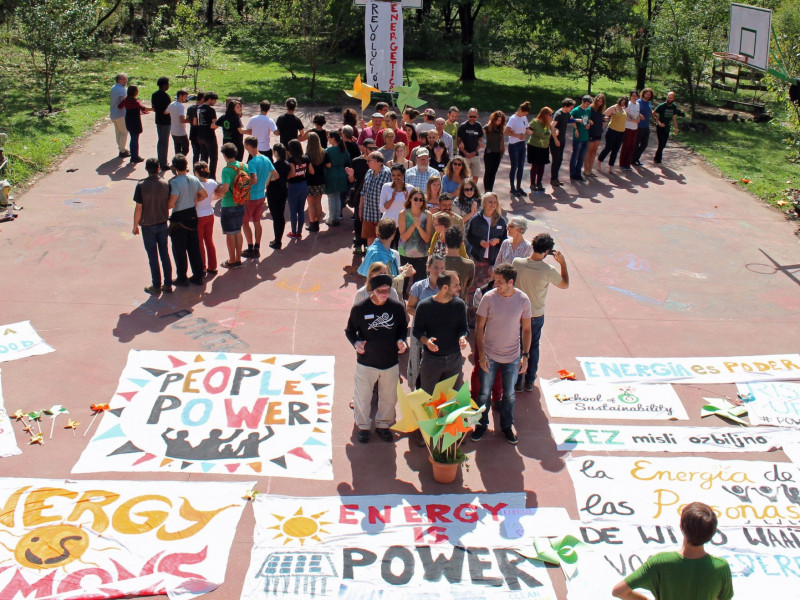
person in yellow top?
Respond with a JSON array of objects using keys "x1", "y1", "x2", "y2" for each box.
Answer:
[
  {"x1": 526, "y1": 107, "x2": 555, "y2": 193},
  {"x1": 597, "y1": 95, "x2": 629, "y2": 168}
]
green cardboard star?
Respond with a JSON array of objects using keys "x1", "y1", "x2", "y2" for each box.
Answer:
[
  {"x1": 701, "y1": 397, "x2": 749, "y2": 425},
  {"x1": 393, "y1": 78, "x2": 426, "y2": 112},
  {"x1": 520, "y1": 535, "x2": 584, "y2": 579}
]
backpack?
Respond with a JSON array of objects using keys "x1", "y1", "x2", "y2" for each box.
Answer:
[{"x1": 230, "y1": 163, "x2": 252, "y2": 205}]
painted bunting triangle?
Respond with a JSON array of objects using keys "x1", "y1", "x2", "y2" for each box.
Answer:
[
  {"x1": 313, "y1": 427, "x2": 325, "y2": 433},
  {"x1": 201, "y1": 462, "x2": 215, "y2": 472},
  {"x1": 302, "y1": 372, "x2": 325, "y2": 381},
  {"x1": 312, "y1": 383, "x2": 331, "y2": 391},
  {"x1": 215, "y1": 353, "x2": 227, "y2": 360},
  {"x1": 160, "y1": 458, "x2": 173, "y2": 467},
  {"x1": 167, "y1": 355, "x2": 187, "y2": 367},
  {"x1": 303, "y1": 437, "x2": 326, "y2": 447},
  {"x1": 95, "y1": 424, "x2": 127, "y2": 441},
  {"x1": 109, "y1": 408, "x2": 125, "y2": 417},
  {"x1": 108, "y1": 440, "x2": 144, "y2": 456},
  {"x1": 317, "y1": 418, "x2": 329, "y2": 423},
  {"x1": 288, "y1": 447, "x2": 313, "y2": 461},
  {"x1": 128, "y1": 378, "x2": 150, "y2": 388},
  {"x1": 271, "y1": 456, "x2": 288, "y2": 469},
  {"x1": 241, "y1": 354, "x2": 252, "y2": 361},
  {"x1": 283, "y1": 360, "x2": 306, "y2": 371},
  {"x1": 225, "y1": 463, "x2": 240, "y2": 473},
  {"x1": 142, "y1": 368, "x2": 169, "y2": 378},
  {"x1": 248, "y1": 462, "x2": 262, "y2": 473},
  {"x1": 132, "y1": 452, "x2": 157, "y2": 466},
  {"x1": 116, "y1": 391, "x2": 137, "y2": 402},
  {"x1": 194, "y1": 354, "x2": 205, "y2": 362},
  {"x1": 261, "y1": 357, "x2": 276, "y2": 364},
  {"x1": 181, "y1": 461, "x2": 193, "y2": 470}
]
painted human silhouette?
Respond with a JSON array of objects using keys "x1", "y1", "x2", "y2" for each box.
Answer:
[
  {"x1": 161, "y1": 427, "x2": 244, "y2": 460},
  {"x1": 232, "y1": 428, "x2": 275, "y2": 459}
]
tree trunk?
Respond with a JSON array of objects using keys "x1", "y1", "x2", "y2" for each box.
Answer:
[
  {"x1": 636, "y1": 45, "x2": 649, "y2": 90},
  {"x1": 458, "y1": 1, "x2": 476, "y2": 81},
  {"x1": 206, "y1": 0, "x2": 214, "y2": 25}
]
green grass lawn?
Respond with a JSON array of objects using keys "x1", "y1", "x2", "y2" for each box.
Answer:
[
  {"x1": 680, "y1": 120, "x2": 798, "y2": 216},
  {"x1": 0, "y1": 39, "x2": 797, "y2": 220}
]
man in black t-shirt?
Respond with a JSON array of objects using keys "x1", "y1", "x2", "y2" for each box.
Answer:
[
  {"x1": 275, "y1": 97, "x2": 306, "y2": 147},
  {"x1": 414, "y1": 271, "x2": 469, "y2": 394},
  {"x1": 151, "y1": 76, "x2": 172, "y2": 171},
  {"x1": 653, "y1": 91, "x2": 683, "y2": 164},
  {"x1": 549, "y1": 98, "x2": 575, "y2": 187},
  {"x1": 345, "y1": 275, "x2": 408, "y2": 443},
  {"x1": 457, "y1": 108, "x2": 484, "y2": 183},
  {"x1": 186, "y1": 92, "x2": 205, "y2": 165},
  {"x1": 195, "y1": 91, "x2": 219, "y2": 179}
]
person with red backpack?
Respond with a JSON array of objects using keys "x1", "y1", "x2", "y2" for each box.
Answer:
[{"x1": 215, "y1": 142, "x2": 251, "y2": 268}]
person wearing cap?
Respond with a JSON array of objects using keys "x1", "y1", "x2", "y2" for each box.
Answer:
[
  {"x1": 358, "y1": 113, "x2": 385, "y2": 146},
  {"x1": 416, "y1": 108, "x2": 436, "y2": 136},
  {"x1": 405, "y1": 148, "x2": 437, "y2": 189},
  {"x1": 345, "y1": 274, "x2": 409, "y2": 443},
  {"x1": 359, "y1": 152, "x2": 392, "y2": 245}
]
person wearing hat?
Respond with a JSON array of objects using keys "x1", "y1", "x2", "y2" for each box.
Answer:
[
  {"x1": 416, "y1": 108, "x2": 437, "y2": 137},
  {"x1": 358, "y1": 113, "x2": 385, "y2": 146},
  {"x1": 345, "y1": 273, "x2": 409, "y2": 443},
  {"x1": 405, "y1": 147, "x2": 437, "y2": 190}
]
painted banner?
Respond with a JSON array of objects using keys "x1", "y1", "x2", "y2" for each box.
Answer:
[
  {"x1": 0, "y1": 321, "x2": 54, "y2": 363},
  {"x1": 0, "y1": 371, "x2": 21, "y2": 457},
  {"x1": 578, "y1": 354, "x2": 800, "y2": 384},
  {"x1": 550, "y1": 424, "x2": 791, "y2": 454},
  {"x1": 72, "y1": 350, "x2": 334, "y2": 479},
  {"x1": 0, "y1": 477, "x2": 252, "y2": 600},
  {"x1": 365, "y1": 1, "x2": 403, "y2": 92},
  {"x1": 738, "y1": 381, "x2": 800, "y2": 427},
  {"x1": 562, "y1": 522, "x2": 800, "y2": 599},
  {"x1": 540, "y1": 379, "x2": 688, "y2": 420},
  {"x1": 242, "y1": 493, "x2": 560, "y2": 599},
  {"x1": 567, "y1": 456, "x2": 800, "y2": 526}
]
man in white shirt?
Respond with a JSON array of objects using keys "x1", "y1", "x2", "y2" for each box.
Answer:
[
  {"x1": 165, "y1": 89, "x2": 191, "y2": 158},
  {"x1": 110, "y1": 73, "x2": 128, "y2": 158},
  {"x1": 246, "y1": 100, "x2": 278, "y2": 161},
  {"x1": 416, "y1": 108, "x2": 436, "y2": 136},
  {"x1": 435, "y1": 118, "x2": 454, "y2": 156}
]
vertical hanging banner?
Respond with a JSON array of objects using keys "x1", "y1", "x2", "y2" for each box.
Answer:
[
  {"x1": 72, "y1": 350, "x2": 335, "y2": 479},
  {"x1": 0, "y1": 477, "x2": 252, "y2": 600},
  {"x1": 0, "y1": 370, "x2": 21, "y2": 457},
  {"x1": 241, "y1": 493, "x2": 560, "y2": 599},
  {"x1": 365, "y1": 1, "x2": 403, "y2": 92}
]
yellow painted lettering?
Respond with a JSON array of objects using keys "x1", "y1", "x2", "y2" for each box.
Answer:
[
  {"x1": 183, "y1": 369, "x2": 203, "y2": 393},
  {"x1": 67, "y1": 490, "x2": 120, "y2": 533},
  {"x1": 112, "y1": 495, "x2": 171, "y2": 534},
  {"x1": 23, "y1": 488, "x2": 79, "y2": 527},
  {"x1": 283, "y1": 380, "x2": 302, "y2": 395},
  {"x1": 265, "y1": 402, "x2": 285, "y2": 425},
  {"x1": 157, "y1": 498, "x2": 237, "y2": 540}
]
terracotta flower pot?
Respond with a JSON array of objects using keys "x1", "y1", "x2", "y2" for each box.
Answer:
[{"x1": 429, "y1": 454, "x2": 460, "y2": 483}]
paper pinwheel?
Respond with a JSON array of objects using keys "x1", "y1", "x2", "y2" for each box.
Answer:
[
  {"x1": 557, "y1": 369, "x2": 576, "y2": 380},
  {"x1": 392, "y1": 78, "x2": 426, "y2": 112},
  {"x1": 44, "y1": 404, "x2": 69, "y2": 439},
  {"x1": 345, "y1": 74, "x2": 379, "y2": 112},
  {"x1": 27, "y1": 410, "x2": 42, "y2": 433},
  {"x1": 519, "y1": 535, "x2": 584, "y2": 579},
  {"x1": 243, "y1": 489, "x2": 261, "y2": 501},
  {"x1": 64, "y1": 419, "x2": 80, "y2": 436},
  {"x1": 12, "y1": 409, "x2": 26, "y2": 421},
  {"x1": 701, "y1": 397, "x2": 749, "y2": 425},
  {"x1": 85, "y1": 403, "x2": 110, "y2": 437},
  {"x1": 29, "y1": 434, "x2": 44, "y2": 446}
]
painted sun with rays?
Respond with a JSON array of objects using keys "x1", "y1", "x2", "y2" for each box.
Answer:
[{"x1": 268, "y1": 508, "x2": 332, "y2": 545}]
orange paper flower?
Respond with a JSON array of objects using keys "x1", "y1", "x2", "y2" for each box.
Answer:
[{"x1": 557, "y1": 370, "x2": 576, "y2": 380}]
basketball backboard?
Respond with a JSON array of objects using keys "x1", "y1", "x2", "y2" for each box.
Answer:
[
  {"x1": 728, "y1": 3, "x2": 771, "y2": 71},
  {"x1": 354, "y1": 0, "x2": 422, "y2": 7}
]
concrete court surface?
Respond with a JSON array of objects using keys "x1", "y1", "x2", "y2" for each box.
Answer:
[{"x1": 1, "y1": 103, "x2": 799, "y2": 600}]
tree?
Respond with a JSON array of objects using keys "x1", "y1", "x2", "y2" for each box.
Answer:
[
  {"x1": 631, "y1": 0, "x2": 664, "y2": 91},
  {"x1": 455, "y1": 0, "x2": 484, "y2": 81},
  {"x1": 174, "y1": 1, "x2": 211, "y2": 91},
  {"x1": 650, "y1": 0, "x2": 727, "y2": 118},
  {"x1": 768, "y1": 0, "x2": 800, "y2": 160},
  {"x1": 17, "y1": 0, "x2": 97, "y2": 112}
]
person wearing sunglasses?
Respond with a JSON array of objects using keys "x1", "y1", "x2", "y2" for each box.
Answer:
[
  {"x1": 453, "y1": 182, "x2": 480, "y2": 226},
  {"x1": 441, "y1": 157, "x2": 471, "y2": 195}
]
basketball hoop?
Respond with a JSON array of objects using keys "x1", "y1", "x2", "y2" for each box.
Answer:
[{"x1": 713, "y1": 51, "x2": 749, "y2": 64}]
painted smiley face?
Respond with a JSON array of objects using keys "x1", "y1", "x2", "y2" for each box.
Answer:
[{"x1": 15, "y1": 525, "x2": 89, "y2": 570}]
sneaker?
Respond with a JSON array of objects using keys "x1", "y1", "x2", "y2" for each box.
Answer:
[
  {"x1": 119, "y1": 150, "x2": 130, "y2": 158},
  {"x1": 514, "y1": 379, "x2": 524, "y2": 392},
  {"x1": 376, "y1": 428, "x2": 393, "y2": 442},
  {"x1": 231, "y1": 261, "x2": 244, "y2": 269},
  {"x1": 633, "y1": 160, "x2": 643, "y2": 166},
  {"x1": 189, "y1": 276, "x2": 204, "y2": 286},
  {"x1": 161, "y1": 284, "x2": 173, "y2": 293},
  {"x1": 357, "y1": 430, "x2": 370, "y2": 444},
  {"x1": 536, "y1": 184, "x2": 546, "y2": 191},
  {"x1": 173, "y1": 278, "x2": 190, "y2": 287},
  {"x1": 206, "y1": 269, "x2": 218, "y2": 275},
  {"x1": 502, "y1": 428, "x2": 519, "y2": 444},
  {"x1": 287, "y1": 232, "x2": 302, "y2": 239},
  {"x1": 550, "y1": 179, "x2": 562, "y2": 187},
  {"x1": 621, "y1": 166, "x2": 632, "y2": 171},
  {"x1": 268, "y1": 240, "x2": 282, "y2": 250},
  {"x1": 524, "y1": 380, "x2": 535, "y2": 392},
  {"x1": 130, "y1": 156, "x2": 144, "y2": 164},
  {"x1": 471, "y1": 425, "x2": 487, "y2": 442},
  {"x1": 241, "y1": 248, "x2": 256, "y2": 258},
  {"x1": 144, "y1": 285, "x2": 161, "y2": 295}
]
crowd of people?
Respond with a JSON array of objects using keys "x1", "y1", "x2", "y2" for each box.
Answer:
[{"x1": 121, "y1": 73, "x2": 681, "y2": 444}]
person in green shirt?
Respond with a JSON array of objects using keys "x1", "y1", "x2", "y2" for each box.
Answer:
[
  {"x1": 612, "y1": 501, "x2": 734, "y2": 600},
  {"x1": 215, "y1": 142, "x2": 249, "y2": 268},
  {"x1": 653, "y1": 91, "x2": 683, "y2": 164},
  {"x1": 568, "y1": 95, "x2": 592, "y2": 181}
]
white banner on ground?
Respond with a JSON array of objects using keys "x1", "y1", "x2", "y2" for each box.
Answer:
[
  {"x1": 0, "y1": 477, "x2": 252, "y2": 600},
  {"x1": 566, "y1": 455, "x2": 800, "y2": 527},
  {"x1": 578, "y1": 354, "x2": 800, "y2": 384},
  {"x1": 540, "y1": 379, "x2": 688, "y2": 420},
  {"x1": 550, "y1": 423, "x2": 791, "y2": 453},
  {"x1": 562, "y1": 521, "x2": 800, "y2": 600},
  {"x1": 0, "y1": 371, "x2": 20, "y2": 457},
  {"x1": 365, "y1": 1, "x2": 403, "y2": 92},
  {"x1": 0, "y1": 321, "x2": 54, "y2": 363},
  {"x1": 73, "y1": 350, "x2": 335, "y2": 479},
  {"x1": 737, "y1": 381, "x2": 800, "y2": 427},
  {"x1": 242, "y1": 493, "x2": 560, "y2": 599}
]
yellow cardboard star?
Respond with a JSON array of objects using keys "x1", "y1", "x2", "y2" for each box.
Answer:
[{"x1": 345, "y1": 74, "x2": 379, "y2": 112}]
